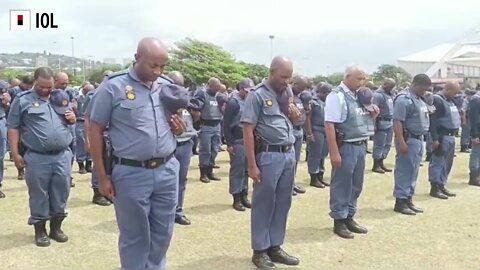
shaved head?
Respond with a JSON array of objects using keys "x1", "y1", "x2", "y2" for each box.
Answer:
[
  {"x1": 292, "y1": 75, "x2": 309, "y2": 94},
  {"x1": 9, "y1": 78, "x2": 20, "y2": 87},
  {"x1": 167, "y1": 71, "x2": 185, "y2": 86},
  {"x1": 54, "y1": 72, "x2": 69, "y2": 90},
  {"x1": 220, "y1": 84, "x2": 227, "y2": 93},
  {"x1": 383, "y1": 78, "x2": 396, "y2": 92},
  {"x1": 268, "y1": 56, "x2": 293, "y2": 92},
  {"x1": 207, "y1": 77, "x2": 222, "y2": 94},
  {"x1": 444, "y1": 82, "x2": 461, "y2": 99},
  {"x1": 343, "y1": 65, "x2": 367, "y2": 91},
  {"x1": 134, "y1": 37, "x2": 170, "y2": 83},
  {"x1": 83, "y1": 83, "x2": 95, "y2": 93}
]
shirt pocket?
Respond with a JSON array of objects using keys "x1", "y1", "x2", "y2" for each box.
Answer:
[{"x1": 118, "y1": 100, "x2": 146, "y2": 126}]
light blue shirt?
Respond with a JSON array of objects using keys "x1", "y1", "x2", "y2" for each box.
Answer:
[{"x1": 324, "y1": 82, "x2": 354, "y2": 123}]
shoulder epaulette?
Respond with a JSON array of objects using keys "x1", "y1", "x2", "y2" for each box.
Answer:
[
  {"x1": 106, "y1": 70, "x2": 128, "y2": 80},
  {"x1": 16, "y1": 90, "x2": 32, "y2": 98},
  {"x1": 159, "y1": 74, "x2": 174, "y2": 84}
]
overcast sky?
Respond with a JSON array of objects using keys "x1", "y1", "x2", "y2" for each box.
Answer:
[{"x1": 1, "y1": 0, "x2": 479, "y2": 76}]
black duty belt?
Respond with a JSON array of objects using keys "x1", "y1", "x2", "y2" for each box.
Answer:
[
  {"x1": 257, "y1": 144, "x2": 293, "y2": 153},
  {"x1": 377, "y1": 116, "x2": 392, "y2": 121},
  {"x1": 176, "y1": 140, "x2": 191, "y2": 147},
  {"x1": 344, "y1": 140, "x2": 367, "y2": 145},
  {"x1": 438, "y1": 129, "x2": 458, "y2": 137},
  {"x1": 406, "y1": 134, "x2": 422, "y2": 140},
  {"x1": 28, "y1": 148, "x2": 66, "y2": 155},
  {"x1": 113, "y1": 153, "x2": 174, "y2": 169},
  {"x1": 201, "y1": 120, "x2": 221, "y2": 126}
]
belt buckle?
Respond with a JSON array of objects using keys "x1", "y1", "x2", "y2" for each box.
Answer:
[
  {"x1": 146, "y1": 159, "x2": 160, "y2": 169},
  {"x1": 283, "y1": 145, "x2": 291, "y2": 152}
]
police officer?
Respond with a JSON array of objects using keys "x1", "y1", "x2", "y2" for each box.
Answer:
[
  {"x1": 305, "y1": 83, "x2": 332, "y2": 188},
  {"x1": 468, "y1": 91, "x2": 480, "y2": 186},
  {"x1": 75, "y1": 83, "x2": 94, "y2": 174},
  {"x1": 428, "y1": 82, "x2": 461, "y2": 199},
  {"x1": 243, "y1": 56, "x2": 300, "y2": 268},
  {"x1": 83, "y1": 76, "x2": 112, "y2": 207},
  {"x1": 291, "y1": 76, "x2": 310, "y2": 195},
  {"x1": 324, "y1": 66, "x2": 377, "y2": 239},
  {"x1": 88, "y1": 38, "x2": 187, "y2": 270},
  {"x1": 224, "y1": 78, "x2": 254, "y2": 211},
  {"x1": 54, "y1": 72, "x2": 77, "y2": 187},
  {"x1": 194, "y1": 77, "x2": 223, "y2": 183},
  {"x1": 372, "y1": 78, "x2": 396, "y2": 173},
  {"x1": 392, "y1": 74, "x2": 431, "y2": 215},
  {"x1": 0, "y1": 81, "x2": 11, "y2": 198},
  {"x1": 168, "y1": 71, "x2": 198, "y2": 225},
  {"x1": 8, "y1": 75, "x2": 33, "y2": 180},
  {"x1": 7, "y1": 67, "x2": 76, "y2": 246}
]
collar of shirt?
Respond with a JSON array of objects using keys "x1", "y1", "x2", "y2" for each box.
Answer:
[
  {"x1": 128, "y1": 66, "x2": 160, "y2": 90},
  {"x1": 339, "y1": 81, "x2": 356, "y2": 99}
]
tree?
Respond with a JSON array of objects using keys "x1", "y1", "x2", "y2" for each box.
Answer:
[
  {"x1": 371, "y1": 64, "x2": 411, "y2": 85},
  {"x1": 166, "y1": 38, "x2": 248, "y2": 86},
  {"x1": 88, "y1": 65, "x2": 123, "y2": 84},
  {"x1": 239, "y1": 62, "x2": 269, "y2": 81},
  {"x1": 0, "y1": 68, "x2": 28, "y2": 81}
]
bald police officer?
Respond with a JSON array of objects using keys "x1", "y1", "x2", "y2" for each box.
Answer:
[
  {"x1": 7, "y1": 67, "x2": 76, "y2": 247},
  {"x1": 392, "y1": 74, "x2": 431, "y2": 215},
  {"x1": 428, "y1": 82, "x2": 461, "y2": 199},
  {"x1": 194, "y1": 78, "x2": 223, "y2": 183},
  {"x1": 88, "y1": 38, "x2": 186, "y2": 270},
  {"x1": 243, "y1": 56, "x2": 301, "y2": 268},
  {"x1": 324, "y1": 66, "x2": 377, "y2": 239},
  {"x1": 305, "y1": 83, "x2": 332, "y2": 188},
  {"x1": 224, "y1": 78, "x2": 254, "y2": 211},
  {"x1": 0, "y1": 81, "x2": 11, "y2": 198},
  {"x1": 372, "y1": 78, "x2": 396, "y2": 173}
]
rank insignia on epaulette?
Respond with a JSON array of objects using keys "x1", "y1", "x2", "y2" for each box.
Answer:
[
  {"x1": 265, "y1": 99, "x2": 273, "y2": 107},
  {"x1": 125, "y1": 85, "x2": 136, "y2": 100}
]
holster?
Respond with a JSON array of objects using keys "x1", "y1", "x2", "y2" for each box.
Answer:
[
  {"x1": 18, "y1": 142, "x2": 26, "y2": 157},
  {"x1": 335, "y1": 128, "x2": 344, "y2": 148},
  {"x1": 103, "y1": 138, "x2": 113, "y2": 175},
  {"x1": 433, "y1": 135, "x2": 445, "y2": 156}
]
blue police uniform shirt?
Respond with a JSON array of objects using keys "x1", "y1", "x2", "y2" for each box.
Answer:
[
  {"x1": 76, "y1": 91, "x2": 89, "y2": 120},
  {"x1": 7, "y1": 90, "x2": 73, "y2": 152},
  {"x1": 89, "y1": 67, "x2": 176, "y2": 161},
  {"x1": 241, "y1": 82, "x2": 295, "y2": 145}
]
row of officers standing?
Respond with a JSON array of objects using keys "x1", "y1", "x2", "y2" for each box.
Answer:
[{"x1": 1, "y1": 37, "x2": 480, "y2": 270}]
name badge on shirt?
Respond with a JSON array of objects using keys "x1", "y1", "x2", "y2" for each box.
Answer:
[
  {"x1": 450, "y1": 105, "x2": 458, "y2": 113},
  {"x1": 182, "y1": 109, "x2": 190, "y2": 116},
  {"x1": 210, "y1": 101, "x2": 218, "y2": 106},
  {"x1": 125, "y1": 85, "x2": 136, "y2": 100}
]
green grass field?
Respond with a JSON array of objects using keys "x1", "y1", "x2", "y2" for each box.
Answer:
[{"x1": 1, "y1": 143, "x2": 479, "y2": 269}]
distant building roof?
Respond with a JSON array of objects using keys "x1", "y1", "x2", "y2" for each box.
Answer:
[{"x1": 398, "y1": 43, "x2": 480, "y2": 62}]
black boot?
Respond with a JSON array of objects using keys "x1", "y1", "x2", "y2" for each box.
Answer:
[
  {"x1": 0, "y1": 184, "x2": 5, "y2": 198},
  {"x1": 252, "y1": 251, "x2": 276, "y2": 268},
  {"x1": 267, "y1": 246, "x2": 300, "y2": 266},
  {"x1": 17, "y1": 168, "x2": 24, "y2": 180},
  {"x1": 199, "y1": 167, "x2": 210, "y2": 183},
  {"x1": 379, "y1": 159, "x2": 392, "y2": 172},
  {"x1": 333, "y1": 219, "x2": 354, "y2": 239},
  {"x1": 92, "y1": 188, "x2": 112, "y2": 206},
  {"x1": 430, "y1": 184, "x2": 448, "y2": 199},
  {"x1": 394, "y1": 198, "x2": 416, "y2": 215},
  {"x1": 439, "y1": 185, "x2": 456, "y2": 197},
  {"x1": 310, "y1": 173, "x2": 325, "y2": 188},
  {"x1": 293, "y1": 184, "x2": 306, "y2": 194},
  {"x1": 49, "y1": 216, "x2": 68, "y2": 243},
  {"x1": 85, "y1": 160, "x2": 93, "y2": 173},
  {"x1": 406, "y1": 197, "x2": 423, "y2": 213},
  {"x1": 207, "y1": 166, "x2": 221, "y2": 181},
  {"x1": 345, "y1": 218, "x2": 368, "y2": 234},
  {"x1": 240, "y1": 189, "x2": 251, "y2": 208},
  {"x1": 425, "y1": 152, "x2": 432, "y2": 162},
  {"x1": 372, "y1": 159, "x2": 385, "y2": 174},
  {"x1": 78, "y1": 162, "x2": 87, "y2": 174},
  {"x1": 469, "y1": 171, "x2": 480, "y2": 186},
  {"x1": 460, "y1": 145, "x2": 470, "y2": 153},
  {"x1": 34, "y1": 221, "x2": 50, "y2": 247},
  {"x1": 70, "y1": 177, "x2": 75, "y2": 188},
  {"x1": 232, "y1": 193, "x2": 245, "y2": 211},
  {"x1": 317, "y1": 171, "x2": 330, "y2": 187}
]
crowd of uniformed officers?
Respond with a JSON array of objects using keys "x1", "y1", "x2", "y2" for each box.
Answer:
[{"x1": 0, "y1": 37, "x2": 479, "y2": 269}]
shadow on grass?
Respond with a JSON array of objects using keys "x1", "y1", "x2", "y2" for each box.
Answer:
[
  {"x1": 185, "y1": 203, "x2": 231, "y2": 215},
  {"x1": 359, "y1": 207, "x2": 396, "y2": 219},
  {"x1": 68, "y1": 197, "x2": 92, "y2": 209},
  {"x1": 90, "y1": 220, "x2": 118, "y2": 234},
  {"x1": 0, "y1": 233, "x2": 32, "y2": 251},
  {"x1": 2, "y1": 186, "x2": 26, "y2": 193},
  {"x1": 287, "y1": 227, "x2": 333, "y2": 244},
  {"x1": 172, "y1": 256, "x2": 250, "y2": 270}
]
